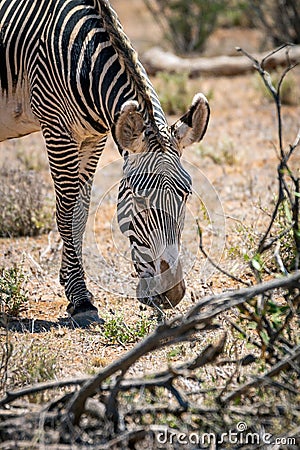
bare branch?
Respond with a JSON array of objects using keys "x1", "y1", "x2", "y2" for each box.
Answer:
[
  {"x1": 62, "y1": 271, "x2": 300, "y2": 426},
  {"x1": 222, "y1": 344, "x2": 300, "y2": 404},
  {"x1": 186, "y1": 270, "x2": 300, "y2": 319},
  {"x1": 197, "y1": 220, "x2": 251, "y2": 287},
  {"x1": 0, "y1": 339, "x2": 225, "y2": 410},
  {"x1": 0, "y1": 377, "x2": 88, "y2": 408}
]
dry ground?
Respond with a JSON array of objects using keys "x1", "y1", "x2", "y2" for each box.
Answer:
[{"x1": 0, "y1": 0, "x2": 299, "y2": 433}]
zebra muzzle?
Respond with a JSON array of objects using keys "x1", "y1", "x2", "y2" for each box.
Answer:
[{"x1": 136, "y1": 263, "x2": 185, "y2": 309}]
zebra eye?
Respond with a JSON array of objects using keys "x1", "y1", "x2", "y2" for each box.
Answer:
[{"x1": 134, "y1": 196, "x2": 149, "y2": 211}]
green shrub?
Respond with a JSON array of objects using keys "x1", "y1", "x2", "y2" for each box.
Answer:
[
  {"x1": 0, "y1": 263, "x2": 28, "y2": 317},
  {"x1": 153, "y1": 72, "x2": 213, "y2": 115},
  {"x1": 144, "y1": 0, "x2": 229, "y2": 53},
  {"x1": 102, "y1": 313, "x2": 153, "y2": 345},
  {"x1": 0, "y1": 168, "x2": 54, "y2": 237},
  {"x1": 219, "y1": 0, "x2": 254, "y2": 27}
]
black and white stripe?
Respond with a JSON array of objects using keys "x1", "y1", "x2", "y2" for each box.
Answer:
[{"x1": 0, "y1": 0, "x2": 210, "y2": 316}]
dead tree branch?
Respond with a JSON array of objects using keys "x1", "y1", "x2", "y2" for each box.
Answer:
[
  {"x1": 222, "y1": 344, "x2": 300, "y2": 404},
  {"x1": 61, "y1": 270, "x2": 300, "y2": 426},
  {"x1": 0, "y1": 377, "x2": 88, "y2": 408}
]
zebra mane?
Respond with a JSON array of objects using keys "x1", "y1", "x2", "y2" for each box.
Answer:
[{"x1": 94, "y1": 0, "x2": 157, "y2": 128}]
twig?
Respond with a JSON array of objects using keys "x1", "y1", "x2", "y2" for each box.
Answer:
[
  {"x1": 105, "y1": 373, "x2": 123, "y2": 432},
  {"x1": 260, "y1": 223, "x2": 294, "y2": 253},
  {"x1": 168, "y1": 383, "x2": 188, "y2": 410},
  {"x1": 0, "y1": 377, "x2": 88, "y2": 408},
  {"x1": 196, "y1": 220, "x2": 251, "y2": 286},
  {"x1": 222, "y1": 344, "x2": 300, "y2": 404},
  {"x1": 126, "y1": 404, "x2": 218, "y2": 417},
  {"x1": 261, "y1": 44, "x2": 293, "y2": 70},
  {"x1": 216, "y1": 362, "x2": 240, "y2": 403},
  {"x1": 269, "y1": 294, "x2": 300, "y2": 348},
  {"x1": 225, "y1": 318, "x2": 262, "y2": 350},
  {"x1": 238, "y1": 45, "x2": 300, "y2": 263},
  {"x1": 259, "y1": 375, "x2": 299, "y2": 395},
  {"x1": 186, "y1": 271, "x2": 300, "y2": 319}
]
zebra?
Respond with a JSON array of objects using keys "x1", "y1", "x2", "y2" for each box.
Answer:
[{"x1": 0, "y1": 0, "x2": 210, "y2": 326}]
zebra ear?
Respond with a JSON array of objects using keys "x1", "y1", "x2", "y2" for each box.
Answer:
[
  {"x1": 171, "y1": 93, "x2": 210, "y2": 150},
  {"x1": 114, "y1": 101, "x2": 145, "y2": 153}
]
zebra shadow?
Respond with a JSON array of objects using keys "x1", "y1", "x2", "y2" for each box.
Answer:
[{"x1": 0, "y1": 317, "x2": 75, "y2": 333}]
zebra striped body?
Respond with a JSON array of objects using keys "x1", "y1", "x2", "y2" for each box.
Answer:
[{"x1": 0, "y1": 0, "x2": 210, "y2": 324}]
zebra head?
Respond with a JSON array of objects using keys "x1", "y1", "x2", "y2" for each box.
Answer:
[{"x1": 113, "y1": 93, "x2": 210, "y2": 310}]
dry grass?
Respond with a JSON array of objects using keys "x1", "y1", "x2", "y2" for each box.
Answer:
[{"x1": 0, "y1": 168, "x2": 54, "y2": 238}]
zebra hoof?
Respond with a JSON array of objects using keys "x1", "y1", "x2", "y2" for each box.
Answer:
[{"x1": 67, "y1": 302, "x2": 105, "y2": 328}]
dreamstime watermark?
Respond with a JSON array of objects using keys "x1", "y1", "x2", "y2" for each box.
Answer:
[
  {"x1": 78, "y1": 154, "x2": 226, "y2": 298},
  {"x1": 155, "y1": 422, "x2": 297, "y2": 447}
]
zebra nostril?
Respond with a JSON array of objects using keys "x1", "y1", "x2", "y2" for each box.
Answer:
[
  {"x1": 160, "y1": 260, "x2": 170, "y2": 273},
  {"x1": 140, "y1": 271, "x2": 154, "y2": 279}
]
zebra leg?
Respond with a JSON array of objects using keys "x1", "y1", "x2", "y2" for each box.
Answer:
[
  {"x1": 67, "y1": 138, "x2": 107, "y2": 316},
  {"x1": 43, "y1": 128, "x2": 104, "y2": 325}
]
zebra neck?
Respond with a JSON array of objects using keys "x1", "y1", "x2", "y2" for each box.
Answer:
[{"x1": 92, "y1": 0, "x2": 168, "y2": 131}]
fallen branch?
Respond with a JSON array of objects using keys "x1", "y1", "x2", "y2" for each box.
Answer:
[
  {"x1": 63, "y1": 318, "x2": 213, "y2": 425},
  {"x1": 0, "y1": 272, "x2": 299, "y2": 446},
  {"x1": 142, "y1": 45, "x2": 300, "y2": 77}
]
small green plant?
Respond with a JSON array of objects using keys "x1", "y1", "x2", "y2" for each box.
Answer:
[
  {"x1": 197, "y1": 138, "x2": 237, "y2": 166},
  {"x1": 0, "y1": 168, "x2": 54, "y2": 237},
  {"x1": 167, "y1": 345, "x2": 183, "y2": 360},
  {"x1": 0, "y1": 263, "x2": 29, "y2": 317},
  {"x1": 102, "y1": 313, "x2": 153, "y2": 345}
]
